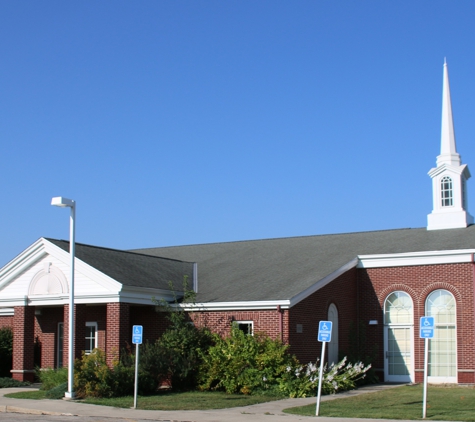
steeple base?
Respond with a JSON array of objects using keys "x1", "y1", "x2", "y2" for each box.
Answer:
[{"x1": 427, "y1": 209, "x2": 473, "y2": 230}]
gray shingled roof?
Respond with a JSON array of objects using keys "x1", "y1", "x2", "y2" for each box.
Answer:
[
  {"x1": 131, "y1": 226, "x2": 475, "y2": 303},
  {"x1": 47, "y1": 238, "x2": 194, "y2": 291}
]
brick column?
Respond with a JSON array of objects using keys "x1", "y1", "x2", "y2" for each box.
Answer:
[
  {"x1": 11, "y1": 306, "x2": 35, "y2": 382},
  {"x1": 106, "y1": 303, "x2": 130, "y2": 366},
  {"x1": 63, "y1": 304, "x2": 88, "y2": 366}
]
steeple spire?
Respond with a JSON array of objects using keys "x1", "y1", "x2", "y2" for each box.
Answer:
[
  {"x1": 437, "y1": 60, "x2": 461, "y2": 166},
  {"x1": 427, "y1": 60, "x2": 473, "y2": 230}
]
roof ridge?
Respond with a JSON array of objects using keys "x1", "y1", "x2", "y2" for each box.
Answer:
[{"x1": 132, "y1": 227, "x2": 424, "y2": 250}]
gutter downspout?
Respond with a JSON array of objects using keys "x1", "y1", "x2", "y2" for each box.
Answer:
[{"x1": 277, "y1": 305, "x2": 283, "y2": 342}]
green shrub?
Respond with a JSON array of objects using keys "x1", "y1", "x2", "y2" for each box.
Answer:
[
  {"x1": 0, "y1": 327, "x2": 13, "y2": 378},
  {"x1": 74, "y1": 349, "x2": 114, "y2": 398},
  {"x1": 150, "y1": 280, "x2": 214, "y2": 392},
  {"x1": 0, "y1": 377, "x2": 30, "y2": 388},
  {"x1": 38, "y1": 367, "x2": 68, "y2": 391},
  {"x1": 199, "y1": 325, "x2": 297, "y2": 395}
]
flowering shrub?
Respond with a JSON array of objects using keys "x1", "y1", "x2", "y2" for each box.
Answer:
[
  {"x1": 279, "y1": 357, "x2": 371, "y2": 398},
  {"x1": 198, "y1": 325, "x2": 371, "y2": 398}
]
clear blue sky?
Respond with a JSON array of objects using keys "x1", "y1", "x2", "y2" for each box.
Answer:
[{"x1": 2, "y1": 1, "x2": 475, "y2": 267}]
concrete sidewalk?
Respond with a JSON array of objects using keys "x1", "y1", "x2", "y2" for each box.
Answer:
[{"x1": 0, "y1": 383, "x2": 424, "y2": 422}]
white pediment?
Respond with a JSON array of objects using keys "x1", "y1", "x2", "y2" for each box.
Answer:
[{"x1": 0, "y1": 238, "x2": 123, "y2": 307}]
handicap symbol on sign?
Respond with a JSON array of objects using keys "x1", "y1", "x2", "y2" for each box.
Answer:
[
  {"x1": 135, "y1": 327, "x2": 141, "y2": 333},
  {"x1": 322, "y1": 323, "x2": 328, "y2": 330},
  {"x1": 424, "y1": 319, "x2": 430, "y2": 326}
]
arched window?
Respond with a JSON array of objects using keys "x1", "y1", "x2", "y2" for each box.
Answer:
[
  {"x1": 384, "y1": 291, "x2": 412, "y2": 324},
  {"x1": 384, "y1": 292, "x2": 413, "y2": 381},
  {"x1": 441, "y1": 176, "x2": 453, "y2": 207},
  {"x1": 426, "y1": 290, "x2": 457, "y2": 380}
]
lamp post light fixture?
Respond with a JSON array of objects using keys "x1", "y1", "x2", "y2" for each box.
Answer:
[{"x1": 51, "y1": 196, "x2": 76, "y2": 399}]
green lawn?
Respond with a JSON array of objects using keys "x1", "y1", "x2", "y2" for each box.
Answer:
[
  {"x1": 5, "y1": 390, "x2": 283, "y2": 410},
  {"x1": 284, "y1": 384, "x2": 475, "y2": 420}
]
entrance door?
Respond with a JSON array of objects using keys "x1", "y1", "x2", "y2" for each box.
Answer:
[
  {"x1": 383, "y1": 291, "x2": 414, "y2": 382},
  {"x1": 384, "y1": 326, "x2": 413, "y2": 382}
]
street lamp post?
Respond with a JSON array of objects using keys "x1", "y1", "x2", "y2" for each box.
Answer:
[{"x1": 51, "y1": 197, "x2": 76, "y2": 399}]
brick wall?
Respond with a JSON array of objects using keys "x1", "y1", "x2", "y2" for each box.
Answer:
[
  {"x1": 289, "y1": 267, "x2": 358, "y2": 364},
  {"x1": 358, "y1": 262, "x2": 475, "y2": 383},
  {"x1": 0, "y1": 316, "x2": 13, "y2": 329},
  {"x1": 106, "y1": 303, "x2": 130, "y2": 365},
  {"x1": 12, "y1": 306, "x2": 35, "y2": 382},
  {"x1": 189, "y1": 308, "x2": 287, "y2": 342},
  {"x1": 35, "y1": 307, "x2": 63, "y2": 369}
]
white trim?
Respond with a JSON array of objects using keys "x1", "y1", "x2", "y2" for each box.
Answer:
[
  {"x1": 289, "y1": 258, "x2": 359, "y2": 307},
  {"x1": 358, "y1": 249, "x2": 475, "y2": 268},
  {"x1": 0, "y1": 307, "x2": 14, "y2": 316},
  {"x1": 0, "y1": 239, "x2": 47, "y2": 290},
  {"x1": 235, "y1": 320, "x2": 254, "y2": 335},
  {"x1": 183, "y1": 300, "x2": 290, "y2": 312}
]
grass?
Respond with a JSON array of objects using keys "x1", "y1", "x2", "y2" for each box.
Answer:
[
  {"x1": 284, "y1": 384, "x2": 475, "y2": 420},
  {"x1": 5, "y1": 389, "x2": 283, "y2": 410},
  {"x1": 4, "y1": 390, "x2": 46, "y2": 399}
]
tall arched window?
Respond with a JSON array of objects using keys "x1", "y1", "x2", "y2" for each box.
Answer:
[
  {"x1": 426, "y1": 290, "x2": 457, "y2": 380},
  {"x1": 384, "y1": 291, "x2": 413, "y2": 381},
  {"x1": 441, "y1": 176, "x2": 453, "y2": 207}
]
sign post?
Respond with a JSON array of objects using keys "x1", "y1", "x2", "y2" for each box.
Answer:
[
  {"x1": 420, "y1": 316, "x2": 434, "y2": 419},
  {"x1": 316, "y1": 321, "x2": 332, "y2": 416},
  {"x1": 132, "y1": 325, "x2": 143, "y2": 409}
]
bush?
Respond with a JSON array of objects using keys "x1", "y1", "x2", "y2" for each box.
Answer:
[
  {"x1": 0, "y1": 377, "x2": 30, "y2": 388},
  {"x1": 199, "y1": 324, "x2": 371, "y2": 398},
  {"x1": 199, "y1": 325, "x2": 297, "y2": 395},
  {"x1": 278, "y1": 357, "x2": 371, "y2": 398},
  {"x1": 0, "y1": 327, "x2": 13, "y2": 377},
  {"x1": 38, "y1": 367, "x2": 68, "y2": 391},
  {"x1": 74, "y1": 349, "x2": 114, "y2": 398}
]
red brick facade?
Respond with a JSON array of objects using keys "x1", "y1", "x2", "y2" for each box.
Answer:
[
  {"x1": 2, "y1": 261, "x2": 474, "y2": 384},
  {"x1": 358, "y1": 262, "x2": 475, "y2": 384}
]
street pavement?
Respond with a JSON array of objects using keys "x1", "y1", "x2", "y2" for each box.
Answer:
[{"x1": 0, "y1": 383, "x2": 446, "y2": 422}]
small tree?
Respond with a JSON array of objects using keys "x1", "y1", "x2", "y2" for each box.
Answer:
[{"x1": 144, "y1": 277, "x2": 213, "y2": 391}]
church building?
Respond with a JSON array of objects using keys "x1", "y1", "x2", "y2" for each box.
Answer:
[{"x1": 0, "y1": 62, "x2": 474, "y2": 385}]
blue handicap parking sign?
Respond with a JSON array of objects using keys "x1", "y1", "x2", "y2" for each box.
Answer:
[
  {"x1": 318, "y1": 321, "x2": 332, "y2": 342},
  {"x1": 132, "y1": 325, "x2": 143, "y2": 344},
  {"x1": 419, "y1": 316, "x2": 434, "y2": 339}
]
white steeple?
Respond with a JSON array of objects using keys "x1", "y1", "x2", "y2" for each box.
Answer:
[{"x1": 427, "y1": 60, "x2": 473, "y2": 230}]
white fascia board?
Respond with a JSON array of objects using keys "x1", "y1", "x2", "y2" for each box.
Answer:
[
  {"x1": 0, "y1": 287, "x2": 178, "y2": 307},
  {"x1": 0, "y1": 308, "x2": 14, "y2": 316},
  {"x1": 357, "y1": 249, "x2": 475, "y2": 268},
  {"x1": 182, "y1": 300, "x2": 291, "y2": 312},
  {"x1": 43, "y1": 239, "x2": 123, "y2": 292},
  {"x1": 0, "y1": 239, "x2": 47, "y2": 290},
  {"x1": 288, "y1": 258, "x2": 359, "y2": 308}
]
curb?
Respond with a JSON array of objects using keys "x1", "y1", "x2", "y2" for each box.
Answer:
[{"x1": 0, "y1": 405, "x2": 76, "y2": 416}]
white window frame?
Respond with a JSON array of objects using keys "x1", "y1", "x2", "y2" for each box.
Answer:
[
  {"x1": 85, "y1": 322, "x2": 98, "y2": 354},
  {"x1": 235, "y1": 320, "x2": 253, "y2": 335},
  {"x1": 426, "y1": 289, "x2": 457, "y2": 383},
  {"x1": 441, "y1": 176, "x2": 453, "y2": 207}
]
